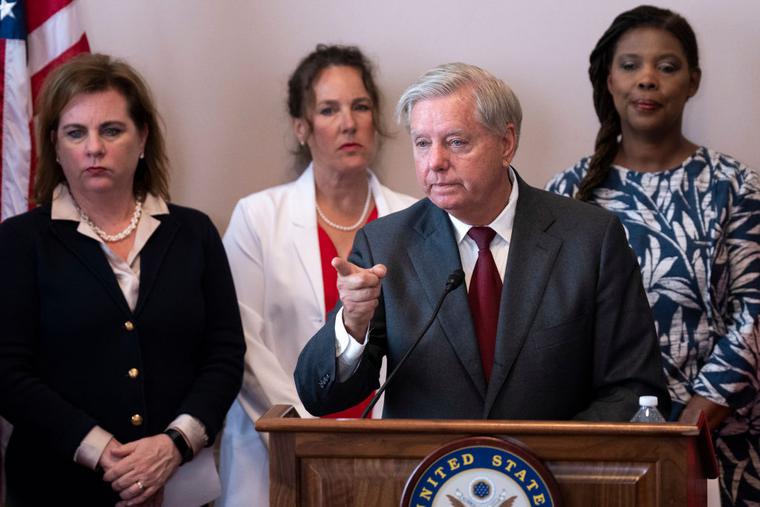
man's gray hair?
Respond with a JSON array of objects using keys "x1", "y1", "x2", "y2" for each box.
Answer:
[{"x1": 396, "y1": 63, "x2": 522, "y2": 142}]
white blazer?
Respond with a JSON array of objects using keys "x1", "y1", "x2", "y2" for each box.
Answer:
[{"x1": 217, "y1": 165, "x2": 415, "y2": 507}]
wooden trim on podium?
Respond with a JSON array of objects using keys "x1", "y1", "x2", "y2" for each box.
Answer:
[{"x1": 256, "y1": 405, "x2": 717, "y2": 506}]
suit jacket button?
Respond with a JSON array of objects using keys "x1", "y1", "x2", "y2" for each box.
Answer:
[
  {"x1": 124, "y1": 321, "x2": 135, "y2": 331},
  {"x1": 131, "y1": 414, "x2": 143, "y2": 426},
  {"x1": 128, "y1": 368, "x2": 139, "y2": 379}
]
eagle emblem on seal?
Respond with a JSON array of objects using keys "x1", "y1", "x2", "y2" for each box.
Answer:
[{"x1": 446, "y1": 494, "x2": 517, "y2": 507}]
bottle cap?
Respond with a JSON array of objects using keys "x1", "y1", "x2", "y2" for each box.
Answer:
[{"x1": 639, "y1": 395, "x2": 658, "y2": 407}]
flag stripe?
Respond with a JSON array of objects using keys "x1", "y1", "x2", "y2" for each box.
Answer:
[
  {"x1": 30, "y1": 33, "x2": 89, "y2": 112},
  {"x1": 1, "y1": 39, "x2": 32, "y2": 221},
  {"x1": 1, "y1": 0, "x2": 88, "y2": 221},
  {"x1": 25, "y1": 0, "x2": 74, "y2": 34},
  {"x1": 28, "y1": 2, "x2": 83, "y2": 75}
]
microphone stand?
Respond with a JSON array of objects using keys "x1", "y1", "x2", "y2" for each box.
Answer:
[{"x1": 360, "y1": 269, "x2": 464, "y2": 419}]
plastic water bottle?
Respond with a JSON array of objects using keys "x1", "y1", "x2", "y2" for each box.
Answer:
[{"x1": 630, "y1": 395, "x2": 666, "y2": 423}]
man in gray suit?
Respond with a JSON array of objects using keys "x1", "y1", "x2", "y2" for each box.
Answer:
[{"x1": 295, "y1": 63, "x2": 668, "y2": 421}]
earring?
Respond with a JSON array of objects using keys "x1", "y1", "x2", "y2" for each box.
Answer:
[
  {"x1": 56, "y1": 156, "x2": 60, "y2": 163},
  {"x1": 139, "y1": 152, "x2": 145, "y2": 159}
]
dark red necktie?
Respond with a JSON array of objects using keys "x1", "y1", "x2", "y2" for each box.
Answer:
[{"x1": 467, "y1": 227, "x2": 502, "y2": 382}]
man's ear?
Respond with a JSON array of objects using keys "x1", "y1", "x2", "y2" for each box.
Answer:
[{"x1": 500, "y1": 123, "x2": 518, "y2": 167}]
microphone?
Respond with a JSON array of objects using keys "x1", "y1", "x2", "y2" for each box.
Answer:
[{"x1": 360, "y1": 269, "x2": 465, "y2": 418}]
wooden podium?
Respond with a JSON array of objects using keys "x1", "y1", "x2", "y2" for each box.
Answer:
[{"x1": 256, "y1": 405, "x2": 717, "y2": 506}]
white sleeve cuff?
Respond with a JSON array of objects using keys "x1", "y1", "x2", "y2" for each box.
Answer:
[
  {"x1": 168, "y1": 414, "x2": 208, "y2": 455},
  {"x1": 334, "y1": 306, "x2": 368, "y2": 382},
  {"x1": 74, "y1": 426, "x2": 113, "y2": 470}
]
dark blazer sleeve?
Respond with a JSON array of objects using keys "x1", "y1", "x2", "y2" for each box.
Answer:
[
  {"x1": 294, "y1": 229, "x2": 385, "y2": 416},
  {"x1": 574, "y1": 214, "x2": 670, "y2": 421},
  {"x1": 173, "y1": 213, "x2": 245, "y2": 442},
  {"x1": 0, "y1": 215, "x2": 98, "y2": 459}
]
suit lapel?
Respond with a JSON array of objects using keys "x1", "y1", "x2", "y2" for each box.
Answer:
[
  {"x1": 135, "y1": 213, "x2": 180, "y2": 315},
  {"x1": 483, "y1": 178, "x2": 562, "y2": 415},
  {"x1": 49, "y1": 219, "x2": 132, "y2": 315},
  {"x1": 408, "y1": 202, "x2": 487, "y2": 398}
]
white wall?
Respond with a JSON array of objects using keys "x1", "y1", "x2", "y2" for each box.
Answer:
[{"x1": 78, "y1": 0, "x2": 760, "y2": 230}]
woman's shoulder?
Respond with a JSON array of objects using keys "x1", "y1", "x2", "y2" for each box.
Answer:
[
  {"x1": 696, "y1": 147, "x2": 753, "y2": 174},
  {"x1": 693, "y1": 147, "x2": 759, "y2": 196},
  {"x1": 0, "y1": 207, "x2": 54, "y2": 257},
  {"x1": 544, "y1": 156, "x2": 592, "y2": 196},
  {"x1": 163, "y1": 203, "x2": 220, "y2": 237},
  {"x1": 233, "y1": 177, "x2": 306, "y2": 218},
  {"x1": 223, "y1": 176, "x2": 312, "y2": 244},
  {"x1": 0, "y1": 205, "x2": 52, "y2": 234},
  {"x1": 165, "y1": 202, "x2": 211, "y2": 221}
]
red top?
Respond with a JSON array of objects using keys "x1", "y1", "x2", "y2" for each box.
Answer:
[{"x1": 317, "y1": 206, "x2": 379, "y2": 418}]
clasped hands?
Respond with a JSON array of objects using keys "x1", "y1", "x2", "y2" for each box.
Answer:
[
  {"x1": 333, "y1": 257, "x2": 387, "y2": 341},
  {"x1": 100, "y1": 433, "x2": 181, "y2": 506},
  {"x1": 93, "y1": 257, "x2": 385, "y2": 507}
]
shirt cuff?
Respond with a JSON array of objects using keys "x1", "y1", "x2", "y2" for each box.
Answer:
[
  {"x1": 74, "y1": 426, "x2": 113, "y2": 470},
  {"x1": 167, "y1": 414, "x2": 208, "y2": 456},
  {"x1": 334, "y1": 307, "x2": 368, "y2": 382}
]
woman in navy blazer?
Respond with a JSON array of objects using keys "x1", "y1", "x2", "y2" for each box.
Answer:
[{"x1": 0, "y1": 54, "x2": 244, "y2": 506}]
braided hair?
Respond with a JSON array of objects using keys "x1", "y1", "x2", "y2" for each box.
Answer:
[{"x1": 576, "y1": 5, "x2": 699, "y2": 201}]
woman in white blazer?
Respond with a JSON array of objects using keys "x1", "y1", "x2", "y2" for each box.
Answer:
[{"x1": 217, "y1": 45, "x2": 415, "y2": 506}]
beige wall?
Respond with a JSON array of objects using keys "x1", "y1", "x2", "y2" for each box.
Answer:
[{"x1": 78, "y1": 0, "x2": 760, "y2": 230}]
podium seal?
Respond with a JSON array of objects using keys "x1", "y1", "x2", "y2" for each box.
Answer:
[{"x1": 401, "y1": 436, "x2": 561, "y2": 507}]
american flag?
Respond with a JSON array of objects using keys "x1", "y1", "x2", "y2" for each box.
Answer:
[{"x1": 0, "y1": 0, "x2": 89, "y2": 222}]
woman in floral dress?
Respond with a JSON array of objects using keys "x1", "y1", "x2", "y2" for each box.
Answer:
[{"x1": 546, "y1": 6, "x2": 760, "y2": 505}]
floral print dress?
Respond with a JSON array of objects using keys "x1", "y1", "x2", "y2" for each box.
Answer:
[{"x1": 547, "y1": 147, "x2": 760, "y2": 506}]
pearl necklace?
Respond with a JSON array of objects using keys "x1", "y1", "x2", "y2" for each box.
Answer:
[
  {"x1": 77, "y1": 198, "x2": 143, "y2": 243},
  {"x1": 315, "y1": 183, "x2": 372, "y2": 232}
]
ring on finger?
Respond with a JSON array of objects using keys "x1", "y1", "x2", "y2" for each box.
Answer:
[{"x1": 135, "y1": 480, "x2": 145, "y2": 491}]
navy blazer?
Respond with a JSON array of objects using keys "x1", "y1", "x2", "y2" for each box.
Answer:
[
  {"x1": 295, "y1": 174, "x2": 669, "y2": 421},
  {"x1": 0, "y1": 203, "x2": 245, "y2": 505}
]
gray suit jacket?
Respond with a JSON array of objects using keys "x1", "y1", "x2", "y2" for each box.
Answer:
[{"x1": 295, "y1": 174, "x2": 669, "y2": 421}]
